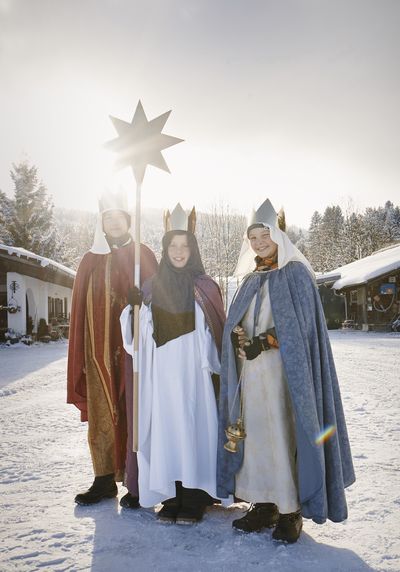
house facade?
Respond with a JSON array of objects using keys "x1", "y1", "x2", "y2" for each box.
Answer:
[
  {"x1": 317, "y1": 244, "x2": 400, "y2": 331},
  {"x1": 0, "y1": 244, "x2": 75, "y2": 339}
]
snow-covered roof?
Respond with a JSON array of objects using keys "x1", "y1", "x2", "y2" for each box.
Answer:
[
  {"x1": 0, "y1": 243, "x2": 76, "y2": 278},
  {"x1": 317, "y1": 244, "x2": 400, "y2": 290}
]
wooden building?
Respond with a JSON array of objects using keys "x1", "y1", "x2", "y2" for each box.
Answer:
[
  {"x1": 0, "y1": 244, "x2": 75, "y2": 340},
  {"x1": 317, "y1": 244, "x2": 400, "y2": 331}
]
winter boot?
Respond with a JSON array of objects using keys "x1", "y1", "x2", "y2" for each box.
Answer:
[
  {"x1": 158, "y1": 481, "x2": 183, "y2": 523},
  {"x1": 74, "y1": 474, "x2": 118, "y2": 505},
  {"x1": 175, "y1": 487, "x2": 210, "y2": 525},
  {"x1": 272, "y1": 510, "x2": 303, "y2": 543},
  {"x1": 120, "y1": 492, "x2": 140, "y2": 509},
  {"x1": 157, "y1": 497, "x2": 181, "y2": 523},
  {"x1": 232, "y1": 503, "x2": 279, "y2": 532}
]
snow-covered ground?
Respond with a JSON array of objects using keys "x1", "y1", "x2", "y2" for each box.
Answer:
[{"x1": 0, "y1": 332, "x2": 399, "y2": 572}]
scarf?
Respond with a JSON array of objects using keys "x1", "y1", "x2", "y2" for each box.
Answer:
[
  {"x1": 151, "y1": 231, "x2": 205, "y2": 347},
  {"x1": 254, "y1": 255, "x2": 278, "y2": 272}
]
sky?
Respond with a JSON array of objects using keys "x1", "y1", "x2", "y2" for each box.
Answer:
[{"x1": 0, "y1": 0, "x2": 399, "y2": 228}]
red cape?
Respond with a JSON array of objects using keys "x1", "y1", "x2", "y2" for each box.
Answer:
[{"x1": 67, "y1": 242, "x2": 158, "y2": 422}]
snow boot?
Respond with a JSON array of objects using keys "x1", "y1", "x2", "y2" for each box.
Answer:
[
  {"x1": 175, "y1": 487, "x2": 210, "y2": 525},
  {"x1": 232, "y1": 503, "x2": 279, "y2": 533},
  {"x1": 175, "y1": 503, "x2": 206, "y2": 524},
  {"x1": 272, "y1": 510, "x2": 303, "y2": 543},
  {"x1": 120, "y1": 492, "x2": 140, "y2": 509},
  {"x1": 157, "y1": 497, "x2": 181, "y2": 523},
  {"x1": 74, "y1": 474, "x2": 118, "y2": 505},
  {"x1": 158, "y1": 481, "x2": 184, "y2": 523}
]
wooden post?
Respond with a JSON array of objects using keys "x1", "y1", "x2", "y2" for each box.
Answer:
[{"x1": 132, "y1": 181, "x2": 141, "y2": 452}]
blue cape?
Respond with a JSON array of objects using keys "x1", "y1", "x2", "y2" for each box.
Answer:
[{"x1": 216, "y1": 261, "x2": 355, "y2": 524}]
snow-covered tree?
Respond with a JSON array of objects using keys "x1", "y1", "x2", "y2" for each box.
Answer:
[
  {"x1": 197, "y1": 203, "x2": 245, "y2": 307},
  {"x1": 140, "y1": 207, "x2": 164, "y2": 261},
  {"x1": 307, "y1": 211, "x2": 324, "y2": 271},
  {"x1": 307, "y1": 200, "x2": 400, "y2": 271},
  {"x1": 342, "y1": 211, "x2": 366, "y2": 262},
  {"x1": 53, "y1": 208, "x2": 97, "y2": 269},
  {"x1": 0, "y1": 190, "x2": 15, "y2": 244},
  {"x1": 307, "y1": 205, "x2": 348, "y2": 271},
  {"x1": 286, "y1": 225, "x2": 308, "y2": 258},
  {"x1": 8, "y1": 161, "x2": 56, "y2": 258},
  {"x1": 320, "y1": 205, "x2": 345, "y2": 270},
  {"x1": 362, "y1": 206, "x2": 390, "y2": 255},
  {"x1": 383, "y1": 200, "x2": 400, "y2": 243}
]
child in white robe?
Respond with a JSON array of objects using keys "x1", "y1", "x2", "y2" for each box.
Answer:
[{"x1": 121, "y1": 221, "x2": 225, "y2": 523}]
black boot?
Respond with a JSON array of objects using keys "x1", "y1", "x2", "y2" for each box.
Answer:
[
  {"x1": 232, "y1": 503, "x2": 279, "y2": 533},
  {"x1": 157, "y1": 482, "x2": 183, "y2": 523},
  {"x1": 158, "y1": 497, "x2": 181, "y2": 523},
  {"x1": 272, "y1": 510, "x2": 303, "y2": 543},
  {"x1": 120, "y1": 492, "x2": 140, "y2": 509},
  {"x1": 175, "y1": 487, "x2": 210, "y2": 524},
  {"x1": 74, "y1": 474, "x2": 118, "y2": 505}
]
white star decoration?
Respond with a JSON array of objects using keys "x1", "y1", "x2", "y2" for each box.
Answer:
[{"x1": 104, "y1": 100, "x2": 183, "y2": 185}]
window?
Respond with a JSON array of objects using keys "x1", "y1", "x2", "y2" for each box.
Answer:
[{"x1": 350, "y1": 290, "x2": 358, "y2": 304}]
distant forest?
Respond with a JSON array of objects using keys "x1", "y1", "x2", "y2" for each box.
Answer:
[{"x1": 1, "y1": 160, "x2": 399, "y2": 303}]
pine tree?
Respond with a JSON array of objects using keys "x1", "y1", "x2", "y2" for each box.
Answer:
[
  {"x1": 342, "y1": 211, "x2": 365, "y2": 262},
  {"x1": 0, "y1": 190, "x2": 15, "y2": 244},
  {"x1": 362, "y1": 206, "x2": 389, "y2": 255},
  {"x1": 8, "y1": 161, "x2": 56, "y2": 258},
  {"x1": 320, "y1": 205, "x2": 345, "y2": 270},
  {"x1": 384, "y1": 200, "x2": 400, "y2": 242},
  {"x1": 307, "y1": 210, "x2": 324, "y2": 271}
]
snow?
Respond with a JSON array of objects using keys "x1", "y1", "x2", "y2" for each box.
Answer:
[
  {"x1": 0, "y1": 333, "x2": 399, "y2": 572},
  {"x1": 0, "y1": 243, "x2": 76, "y2": 278},
  {"x1": 317, "y1": 244, "x2": 400, "y2": 290}
]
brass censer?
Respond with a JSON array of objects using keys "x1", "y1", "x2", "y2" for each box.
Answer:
[{"x1": 224, "y1": 417, "x2": 246, "y2": 453}]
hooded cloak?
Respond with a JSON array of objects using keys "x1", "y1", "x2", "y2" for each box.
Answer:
[{"x1": 217, "y1": 227, "x2": 355, "y2": 524}]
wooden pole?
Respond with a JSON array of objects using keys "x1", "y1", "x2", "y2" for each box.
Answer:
[{"x1": 132, "y1": 181, "x2": 141, "y2": 452}]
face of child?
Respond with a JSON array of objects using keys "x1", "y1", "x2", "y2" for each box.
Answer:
[
  {"x1": 167, "y1": 234, "x2": 191, "y2": 268},
  {"x1": 102, "y1": 210, "x2": 129, "y2": 239},
  {"x1": 248, "y1": 227, "x2": 278, "y2": 259}
]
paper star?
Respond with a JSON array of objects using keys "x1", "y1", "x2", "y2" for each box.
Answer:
[{"x1": 104, "y1": 100, "x2": 184, "y2": 184}]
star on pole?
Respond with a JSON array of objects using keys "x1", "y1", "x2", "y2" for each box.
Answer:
[
  {"x1": 104, "y1": 100, "x2": 184, "y2": 185},
  {"x1": 103, "y1": 100, "x2": 183, "y2": 452}
]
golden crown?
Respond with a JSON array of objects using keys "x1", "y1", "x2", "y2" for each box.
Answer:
[{"x1": 163, "y1": 203, "x2": 196, "y2": 233}]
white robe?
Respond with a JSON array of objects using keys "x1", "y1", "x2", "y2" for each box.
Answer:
[
  {"x1": 235, "y1": 280, "x2": 300, "y2": 514},
  {"x1": 121, "y1": 302, "x2": 220, "y2": 508}
]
